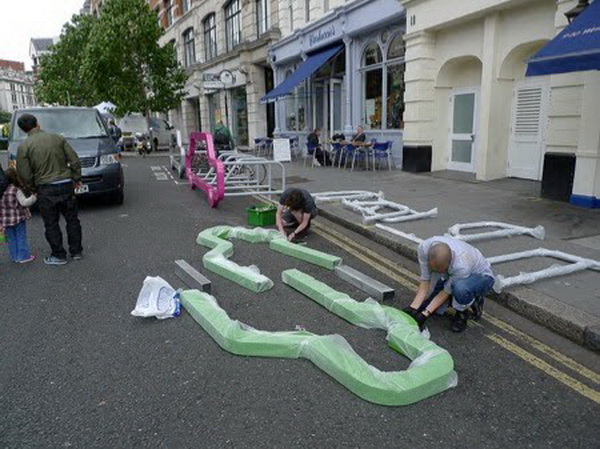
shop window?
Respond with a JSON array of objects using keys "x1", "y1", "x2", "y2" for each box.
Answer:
[
  {"x1": 256, "y1": 0, "x2": 270, "y2": 36},
  {"x1": 225, "y1": 0, "x2": 242, "y2": 51},
  {"x1": 203, "y1": 14, "x2": 217, "y2": 61},
  {"x1": 233, "y1": 87, "x2": 249, "y2": 146},
  {"x1": 361, "y1": 34, "x2": 405, "y2": 130},
  {"x1": 284, "y1": 70, "x2": 307, "y2": 132},
  {"x1": 183, "y1": 28, "x2": 196, "y2": 67}
]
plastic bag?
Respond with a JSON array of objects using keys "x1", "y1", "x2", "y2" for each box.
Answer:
[{"x1": 131, "y1": 276, "x2": 181, "y2": 319}]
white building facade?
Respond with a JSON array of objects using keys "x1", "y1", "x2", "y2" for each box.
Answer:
[
  {"x1": 268, "y1": 0, "x2": 406, "y2": 165},
  {"x1": 0, "y1": 65, "x2": 36, "y2": 112},
  {"x1": 158, "y1": 0, "x2": 281, "y2": 147},
  {"x1": 399, "y1": 0, "x2": 600, "y2": 207}
]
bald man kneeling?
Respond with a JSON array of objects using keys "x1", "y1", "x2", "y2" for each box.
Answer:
[{"x1": 403, "y1": 236, "x2": 495, "y2": 332}]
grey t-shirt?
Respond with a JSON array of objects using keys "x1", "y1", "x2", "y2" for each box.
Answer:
[
  {"x1": 418, "y1": 236, "x2": 494, "y2": 294},
  {"x1": 279, "y1": 188, "x2": 317, "y2": 217}
]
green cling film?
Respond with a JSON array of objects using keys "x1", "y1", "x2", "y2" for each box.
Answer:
[
  {"x1": 196, "y1": 226, "x2": 344, "y2": 292},
  {"x1": 181, "y1": 272, "x2": 457, "y2": 406}
]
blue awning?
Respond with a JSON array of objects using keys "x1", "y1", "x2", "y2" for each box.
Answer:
[
  {"x1": 526, "y1": 1, "x2": 600, "y2": 76},
  {"x1": 261, "y1": 43, "x2": 344, "y2": 103}
]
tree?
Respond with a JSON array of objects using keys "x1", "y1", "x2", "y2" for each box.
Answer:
[
  {"x1": 36, "y1": 14, "x2": 99, "y2": 106},
  {"x1": 82, "y1": 0, "x2": 188, "y2": 116},
  {"x1": 0, "y1": 110, "x2": 12, "y2": 124},
  {"x1": 36, "y1": 0, "x2": 188, "y2": 116}
]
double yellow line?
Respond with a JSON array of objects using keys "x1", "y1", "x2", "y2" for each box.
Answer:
[{"x1": 255, "y1": 194, "x2": 600, "y2": 403}]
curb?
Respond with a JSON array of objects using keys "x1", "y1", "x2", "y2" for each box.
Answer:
[{"x1": 317, "y1": 207, "x2": 600, "y2": 353}]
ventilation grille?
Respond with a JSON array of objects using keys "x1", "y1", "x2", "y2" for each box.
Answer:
[{"x1": 514, "y1": 87, "x2": 543, "y2": 136}]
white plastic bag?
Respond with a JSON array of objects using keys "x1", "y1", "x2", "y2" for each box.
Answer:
[{"x1": 131, "y1": 276, "x2": 181, "y2": 319}]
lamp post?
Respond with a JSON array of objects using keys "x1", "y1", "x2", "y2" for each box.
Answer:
[{"x1": 564, "y1": 0, "x2": 589, "y2": 24}]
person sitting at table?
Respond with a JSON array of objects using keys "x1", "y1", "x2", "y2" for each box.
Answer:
[
  {"x1": 351, "y1": 125, "x2": 366, "y2": 144},
  {"x1": 307, "y1": 128, "x2": 331, "y2": 166}
]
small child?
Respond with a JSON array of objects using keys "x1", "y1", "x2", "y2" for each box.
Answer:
[{"x1": 0, "y1": 168, "x2": 36, "y2": 264}]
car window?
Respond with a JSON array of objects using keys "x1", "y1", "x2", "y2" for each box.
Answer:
[
  {"x1": 11, "y1": 109, "x2": 108, "y2": 141},
  {"x1": 118, "y1": 115, "x2": 148, "y2": 133}
]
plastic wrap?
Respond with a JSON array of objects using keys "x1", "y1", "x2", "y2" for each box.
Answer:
[
  {"x1": 181, "y1": 279, "x2": 456, "y2": 406},
  {"x1": 196, "y1": 226, "x2": 344, "y2": 292},
  {"x1": 488, "y1": 247, "x2": 600, "y2": 292},
  {"x1": 312, "y1": 190, "x2": 383, "y2": 204},
  {"x1": 375, "y1": 224, "x2": 424, "y2": 244},
  {"x1": 131, "y1": 276, "x2": 181, "y2": 319},
  {"x1": 342, "y1": 198, "x2": 438, "y2": 225},
  {"x1": 448, "y1": 221, "x2": 545, "y2": 242}
]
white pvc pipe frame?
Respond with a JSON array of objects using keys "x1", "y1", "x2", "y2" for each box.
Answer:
[
  {"x1": 342, "y1": 199, "x2": 438, "y2": 225},
  {"x1": 448, "y1": 221, "x2": 545, "y2": 243},
  {"x1": 313, "y1": 191, "x2": 382, "y2": 204},
  {"x1": 487, "y1": 248, "x2": 600, "y2": 293}
]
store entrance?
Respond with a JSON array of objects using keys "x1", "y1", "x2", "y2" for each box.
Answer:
[{"x1": 313, "y1": 79, "x2": 344, "y2": 138}]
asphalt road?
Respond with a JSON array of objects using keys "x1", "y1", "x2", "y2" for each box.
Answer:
[{"x1": 1, "y1": 156, "x2": 599, "y2": 449}]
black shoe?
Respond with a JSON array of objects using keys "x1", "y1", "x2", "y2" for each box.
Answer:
[
  {"x1": 470, "y1": 296, "x2": 484, "y2": 321},
  {"x1": 451, "y1": 311, "x2": 468, "y2": 333}
]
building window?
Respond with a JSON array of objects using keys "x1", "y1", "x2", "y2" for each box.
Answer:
[
  {"x1": 11, "y1": 93, "x2": 17, "y2": 104},
  {"x1": 289, "y1": 0, "x2": 294, "y2": 31},
  {"x1": 323, "y1": 0, "x2": 329, "y2": 12},
  {"x1": 305, "y1": 0, "x2": 310, "y2": 22},
  {"x1": 256, "y1": 0, "x2": 270, "y2": 36},
  {"x1": 225, "y1": 0, "x2": 242, "y2": 51},
  {"x1": 164, "y1": 0, "x2": 174, "y2": 27},
  {"x1": 203, "y1": 14, "x2": 217, "y2": 61},
  {"x1": 182, "y1": 0, "x2": 192, "y2": 14},
  {"x1": 169, "y1": 39, "x2": 177, "y2": 63},
  {"x1": 360, "y1": 35, "x2": 405, "y2": 130},
  {"x1": 284, "y1": 70, "x2": 307, "y2": 132},
  {"x1": 183, "y1": 28, "x2": 196, "y2": 67}
]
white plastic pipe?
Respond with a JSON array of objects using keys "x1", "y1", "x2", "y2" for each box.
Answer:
[
  {"x1": 375, "y1": 224, "x2": 424, "y2": 244},
  {"x1": 448, "y1": 221, "x2": 545, "y2": 242}
]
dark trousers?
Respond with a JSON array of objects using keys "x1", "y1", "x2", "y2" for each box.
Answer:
[{"x1": 37, "y1": 183, "x2": 83, "y2": 259}]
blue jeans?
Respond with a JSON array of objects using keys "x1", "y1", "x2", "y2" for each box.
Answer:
[
  {"x1": 4, "y1": 221, "x2": 31, "y2": 262},
  {"x1": 422, "y1": 274, "x2": 495, "y2": 313}
]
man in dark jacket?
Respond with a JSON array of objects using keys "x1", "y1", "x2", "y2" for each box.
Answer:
[{"x1": 16, "y1": 113, "x2": 83, "y2": 265}]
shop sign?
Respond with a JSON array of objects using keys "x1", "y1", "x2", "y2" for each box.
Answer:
[{"x1": 308, "y1": 25, "x2": 336, "y2": 48}]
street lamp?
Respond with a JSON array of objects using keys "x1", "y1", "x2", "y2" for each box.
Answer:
[{"x1": 564, "y1": 0, "x2": 589, "y2": 24}]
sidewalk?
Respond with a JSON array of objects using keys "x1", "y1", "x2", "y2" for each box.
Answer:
[{"x1": 280, "y1": 162, "x2": 600, "y2": 351}]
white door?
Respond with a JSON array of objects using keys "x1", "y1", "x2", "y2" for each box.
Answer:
[
  {"x1": 448, "y1": 88, "x2": 479, "y2": 172},
  {"x1": 507, "y1": 81, "x2": 549, "y2": 180}
]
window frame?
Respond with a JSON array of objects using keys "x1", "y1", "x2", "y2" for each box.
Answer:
[
  {"x1": 183, "y1": 27, "x2": 196, "y2": 67},
  {"x1": 182, "y1": 0, "x2": 192, "y2": 14},
  {"x1": 164, "y1": 0, "x2": 174, "y2": 28},
  {"x1": 225, "y1": 0, "x2": 242, "y2": 52},
  {"x1": 359, "y1": 34, "x2": 406, "y2": 131},
  {"x1": 203, "y1": 13, "x2": 218, "y2": 61},
  {"x1": 256, "y1": 0, "x2": 271, "y2": 36},
  {"x1": 305, "y1": 0, "x2": 311, "y2": 22}
]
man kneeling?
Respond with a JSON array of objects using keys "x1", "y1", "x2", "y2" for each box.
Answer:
[
  {"x1": 276, "y1": 188, "x2": 317, "y2": 242},
  {"x1": 403, "y1": 236, "x2": 495, "y2": 332}
]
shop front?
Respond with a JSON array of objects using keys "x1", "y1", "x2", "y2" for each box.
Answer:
[{"x1": 264, "y1": 0, "x2": 406, "y2": 166}]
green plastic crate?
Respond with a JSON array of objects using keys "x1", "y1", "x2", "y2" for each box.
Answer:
[{"x1": 247, "y1": 205, "x2": 277, "y2": 227}]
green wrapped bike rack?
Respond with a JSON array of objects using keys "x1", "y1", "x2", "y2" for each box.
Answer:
[
  {"x1": 180, "y1": 269, "x2": 456, "y2": 406},
  {"x1": 196, "y1": 226, "x2": 342, "y2": 293}
]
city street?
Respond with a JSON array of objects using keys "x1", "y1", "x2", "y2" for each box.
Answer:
[{"x1": 1, "y1": 156, "x2": 598, "y2": 448}]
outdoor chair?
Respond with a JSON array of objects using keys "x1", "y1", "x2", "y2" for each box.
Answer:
[
  {"x1": 372, "y1": 141, "x2": 394, "y2": 170},
  {"x1": 330, "y1": 142, "x2": 344, "y2": 167},
  {"x1": 348, "y1": 144, "x2": 370, "y2": 171},
  {"x1": 304, "y1": 143, "x2": 319, "y2": 167}
]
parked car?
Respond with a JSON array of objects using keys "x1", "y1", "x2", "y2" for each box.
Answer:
[
  {"x1": 118, "y1": 114, "x2": 174, "y2": 152},
  {"x1": 8, "y1": 107, "x2": 124, "y2": 205}
]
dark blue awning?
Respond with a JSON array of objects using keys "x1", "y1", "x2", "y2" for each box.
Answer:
[
  {"x1": 261, "y1": 43, "x2": 344, "y2": 103},
  {"x1": 526, "y1": 1, "x2": 600, "y2": 76}
]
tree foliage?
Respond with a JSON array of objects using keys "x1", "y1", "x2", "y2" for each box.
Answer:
[
  {"x1": 36, "y1": 0, "x2": 188, "y2": 115},
  {"x1": 0, "y1": 110, "x2": 12, "y2": 124}
]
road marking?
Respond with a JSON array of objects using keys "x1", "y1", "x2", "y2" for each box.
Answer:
[
  {"x1": 487, "y1": 334, "x2": 600, "y2": 405},
  {"x1": 155, "y1": 173, "x2": 168, "y2": 181},
  {"x1": 151, "y1": 166, "x2": 162, "y2": 171},
  {"x1": 253, "y1": 193, "x2": 600, "y2": 398}
]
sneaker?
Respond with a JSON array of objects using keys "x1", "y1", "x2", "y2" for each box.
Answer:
[
  {"x1": 71, "y1": 254, "x2": 83, "y2": 260},
  {"x1": 18, "y1": 255, "x2": 36, "y2": 264},
  {"x1": 451, "y1": 311, "x2": 468, "y2": 333},
  {"x1": 470, "y1": 296, "x2": 485, "y2": 321},
  {"x1": 44, "y1": 256, "x2": 68, "y2": 266}
]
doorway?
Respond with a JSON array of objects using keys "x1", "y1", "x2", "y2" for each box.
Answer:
[
  {"x1": 507, "y1": 80, "x2": 549, "y2": 180},
  {"x1": 312, "y1": 78, "x2": 344, "y2": 138},
  {"x1": 448, "y1": 88, "x2": 479, "y2": 172}
]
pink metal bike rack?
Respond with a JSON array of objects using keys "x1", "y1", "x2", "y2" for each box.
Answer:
[{"x1": 185, "y1": 132, "x2": 225, "y2": 208}]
